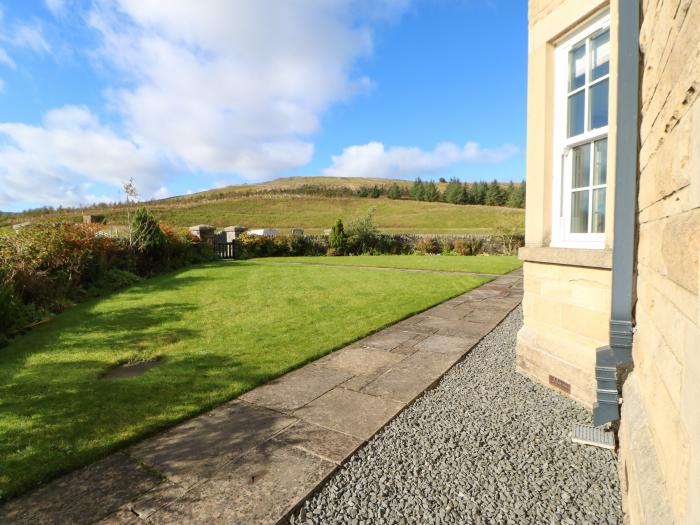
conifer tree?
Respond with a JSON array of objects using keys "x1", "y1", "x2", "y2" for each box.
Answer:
[
  {"x1": 444, "y1": 178, "x2": 463, "y2": 204},
  {"x1": 423, "y1": 181, "x2": 441, "y2": 202},
  {"x1": 387, "y1": 182, "x2": 402, "y2": 200},
  {"x1": 411, "y1": 178, "x2": 425, "y2": 201},
  {"x1": 485, "y1": 179, "x2": 506, "y2": 206}
]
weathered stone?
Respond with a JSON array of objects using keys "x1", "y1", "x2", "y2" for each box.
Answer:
[
  {"x1": 149, "y1": 440, "x2": 336, "y2": 525},
  {"x1": 413, "y1": 333, "x2": 475, "y2": 354},
  {"x1": 273, "y1": 420, "x2": 363, "y2": 464},
  {"x1": 293, "y1": 388, "x2": 403, "y2": 440},
  {"x1": 360, "y1": 328, "x2": 420, "y2": 351},
  {"x1": 240, "y1": 365, "x2": 352, "y2": 413},
  {"x1": 129, "y1": 401, "x2": 295, "y2": 487},
  {"x1": 314, "y1": 346, "x2": 403, "y2": 376},
  {"x1": 0, "y1": 454, "x2": 160, "y2": 525}
]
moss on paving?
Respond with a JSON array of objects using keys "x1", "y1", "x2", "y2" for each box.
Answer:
[{"x1": 0, "y1": 259, "x2": 494, "y2": 499}]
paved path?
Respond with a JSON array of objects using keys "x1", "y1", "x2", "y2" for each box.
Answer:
[
  {"x1": 0, "y1": 270, "x2": 523, "y2": 525},
  {"x1": 288, "y1": 307, "x2": 622, "y2": 525}
]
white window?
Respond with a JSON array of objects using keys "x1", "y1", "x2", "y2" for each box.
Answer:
[{"x1": 551, "y1": 11, "x2": 610, "y2": 249}]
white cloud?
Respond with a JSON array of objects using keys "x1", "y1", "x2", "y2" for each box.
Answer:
[
  {"x1": 0, "y1": 106, "x2": 162, "y2": 208},
  {"x1": 87, "y1": 0, "x2": 405, "y2": 180},
  {"x1": 44, "y1": 0, "x2": 66, "y2": 16},
  {"x1": 0, "y1": 47, "x2": 14, "y2": 68},
  {"x1": 10, "y1": 24, "x2": 50, "y2": 53},
  {"x1": 323, "y1": 141, "x2": 518, "y2": 179}
]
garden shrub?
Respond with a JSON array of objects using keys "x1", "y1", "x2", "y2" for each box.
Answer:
[
  {"x1": 346, "y1": 209, "x2": 381, "y2": 255},
  {"x1": 453, "y1": 236, "x2": 485, "y2": 256},
  {"x1": 328, "y1": 219, "x2": 348, "y2": 255},
  {"x1": 414, "y1": 237, "x2": 440, "y2": 254},
  {"x1": 0, "y1": 213, "x2": 216, "y2": 342},
  {"x1": 132, "y1": 207, "x2": 167, "y2": 255},
  {"x1": 438, "y1": 237, "x2": 454, "y2": 254}
]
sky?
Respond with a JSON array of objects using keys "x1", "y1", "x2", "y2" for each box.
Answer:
[{"x1": 0, "y1": 0, "x2": 527, "y2": 212}]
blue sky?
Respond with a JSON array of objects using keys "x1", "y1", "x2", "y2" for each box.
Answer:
[{"x1": 0, "y1": 1, "x2": 527, "y2": 212}]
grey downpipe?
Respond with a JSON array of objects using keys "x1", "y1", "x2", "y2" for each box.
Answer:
[{"x1": 593, "y1": 0, "x2": 641, "y2": 427}]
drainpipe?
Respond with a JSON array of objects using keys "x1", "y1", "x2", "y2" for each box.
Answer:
[{"x1": 592, "y1": 0, "x2": 641, "y2": 427}]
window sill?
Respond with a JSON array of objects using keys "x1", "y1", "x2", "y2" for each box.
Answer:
[{"x1": 518, "y1": 245, "x2": 612, "y2": 269}]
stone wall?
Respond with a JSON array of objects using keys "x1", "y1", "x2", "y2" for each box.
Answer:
[
  {"x1": 518, "y1": 0, "x2": 613, "y2": 409},
  {"x1": 618, "y1": 1, "x2": 700, "y2": 523},
  {"x1": 528, "y1": 0, "x2": 567, "y2": 26}
]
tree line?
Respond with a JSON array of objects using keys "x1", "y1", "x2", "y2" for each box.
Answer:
[{"x1": 380, "y1": 178, "x2": 525, "y2": 208}]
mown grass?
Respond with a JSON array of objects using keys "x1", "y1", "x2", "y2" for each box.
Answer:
[
  {"x1": 260, "y1": 255, "x2": 522, "y2": 275},
  {"x1": 0, "y1": 259, "x2": 491, "y2": 499}
]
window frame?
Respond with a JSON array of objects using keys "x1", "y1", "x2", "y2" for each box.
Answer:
[{"x1": 551, "y1": 10, "x2": 611, "y2": 250}]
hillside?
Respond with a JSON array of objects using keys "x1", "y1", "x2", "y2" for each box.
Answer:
[{"x1": 1, "y1": 177, "x2": 525, "y2": 235}]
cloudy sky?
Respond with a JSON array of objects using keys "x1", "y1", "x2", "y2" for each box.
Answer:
[{"x1": 0, "y1": 0, "x2": 526, "y2": 212}]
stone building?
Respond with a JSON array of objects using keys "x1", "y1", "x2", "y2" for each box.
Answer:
[{"x1": 519, "y1": 0, "x2": 699, "y2": 523}]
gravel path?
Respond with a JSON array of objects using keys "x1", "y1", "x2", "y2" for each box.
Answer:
[{"x1": 288, "y1": 307, "x2": 623, "y2": 525}]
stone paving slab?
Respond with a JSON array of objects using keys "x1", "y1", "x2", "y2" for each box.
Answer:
[
  {"x1": 292, "y1": 387, "x2": 405, "y2": 440},
  {"x1": 272, "y1": 420, "x2": 363, "y2": 465},
  {"x1": 0, "y1": 268, "x2": 522, "y2": 525},
  {"x1": 314, "y1": 345, "x2": 404, "y2": 376},
  {"x1": 239, "y1": 365, "x2": 352, "y2": 413},
  {"x1": 148, "y1": 440, "x2": 336, "y2": 525},
  {"x1": 128, "y1": 400, "x2": 296, "y2": 488},
  {"x1": 0, "y1": 453, "x2": 161, "y2": 525}
]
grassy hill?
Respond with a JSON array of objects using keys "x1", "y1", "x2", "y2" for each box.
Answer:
[{"x1": 1, "y1": 177, "x2": 524, "y2": 235}]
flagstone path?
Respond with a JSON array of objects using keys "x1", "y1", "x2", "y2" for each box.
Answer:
[{"x1": 0, "y1": 269, "x2": 523, "y2": 525}]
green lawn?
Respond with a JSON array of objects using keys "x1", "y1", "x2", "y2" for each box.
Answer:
[
  {"x1": 261, "y1": 255, "x2": 522, "y2": 275},
  {"x1": 0, "y1": 259, "x2": 496, "y2": 499}
]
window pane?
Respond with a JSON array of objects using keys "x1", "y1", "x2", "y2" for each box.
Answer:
[
  {"x1": 593, "y1": 139, "x2": 608, "y2": 185},
  {"x1": 572, "y1": 143, "x2": 591, "y2": 188},
  {"x1": 568, "y1": 91, "x2": 585, "y2": 137},
  {"x1": 592, "y1": 188, "x2": 606, "y2": 233},
  {"x1": 569, "y1": 42, "x2": 586, "y2": 91},
  {"x1": 571, "y1": 190, "x2": 589, "y2": 233},
  {"x1": 590, "y1": 30, "x2": 610, "y2": 80},
  {"x1": 589, "y1": 79, "x2": 609, "y2": 129}
]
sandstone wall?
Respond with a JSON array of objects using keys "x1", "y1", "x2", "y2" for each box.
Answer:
[
  {"x1": 618, "y1": 1, "x2": 700, "y2": 523},
  {"x1": 519, "y1": 0, "x2": 613, "y2": 408},
  {"x1": 517, "y1": 261, "x2": 611, "y2": 407}
]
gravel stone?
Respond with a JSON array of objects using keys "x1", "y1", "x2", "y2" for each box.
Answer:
[{"x1": 286, "y1": 307, "x2": 623, "y2": 524}]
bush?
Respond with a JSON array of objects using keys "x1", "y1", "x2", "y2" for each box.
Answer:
[
  {"x1": 414, "y1": 237, "x2": 440, "y2": 254},
  {"x1": 286, "y1": 235, "x2": 326, "y2": 256},
  {"x1": 438, "y1": 237, "x2": 454, "y2": 254},
  {"x1": 0, "y1": 213, "x2": 216, "y2": 343},
  {"x1": 236, "y1": 234, "x2": 288, "y2": 259},
  {"x1": 345, "y1": 209, "x2": 381, "y2": 255},
  {"x1": 132, "y1": 207, "x2": 166, "y2": 255},
  {"x1": 328, "y1": 219, "x2": 348, "y2": 254},
  {"x1": 453, "y1": 237, "x2": 485, "y2": 256}
]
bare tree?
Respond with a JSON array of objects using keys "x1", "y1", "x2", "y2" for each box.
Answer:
[{"x1": 123, "y1": 178, "x2": 138, "y2": 246}]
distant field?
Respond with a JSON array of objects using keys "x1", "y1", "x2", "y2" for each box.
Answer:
[
  {"x1": 2, "y1": 176, "x2": 525, "y2": 235},
  {"x1": 260, "y1": 255, "x2": 522, "y2": 275}
]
